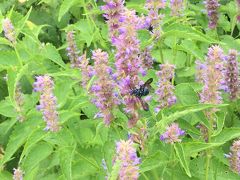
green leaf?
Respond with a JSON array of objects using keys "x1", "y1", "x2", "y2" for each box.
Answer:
[
  {"x1": 58, "y1": 0, "x2": 81, "y2": 22},
  {"x1": 19, "y1": 128, "x2": 48, "y2": 163},
  {"x1": 59, "y1": 144, "x2": 76, "y2": 180},
  {"x1": 154, "y1": 104, "x2": 228, "y2": 134},
  {"x1": 41, "y1": 43, "x2": 66, "y2": 69},
  {"x1": 212, "y1": 128, "x2": 240, "y2": 143},
  {"x1": 0, "y1": 51, "x2": 19, "y2": 68},
  {"x1": 0, "y1": 117, "x2": 41, "y2": 168},
  {"x1": 162, "y1": 30, "x2": 218, "y2": 44},
  {"x1": 174, "y1": 144, "x2": 191, "y2": 177},
  {"x1": 0, "y1": 170, "x2": 12, "y2": 180},
  {"x1": 109, "y1": 159, "x2": 121, "y2": 180},
  {"x1": 175, "y1": 83, "x2": 199, "y2": 105},
  {"x1": 0, "y1": 98, "x2": 17, "y2": 117},
  {"x1": 7, "y1": 64, "x2": 29, "y2": 105},
  {"x1": 22, "y1": 142, "x2": 53, "y2": 174},
  {"x1": 0, "y1": 118, "x2": 17, "y2": 143},
  {"x1": 140, "y1": 151, "x2": 169, "y2": 173},
  {"x1": 74, "y1": 20, "x2": 94, "y2": 47},
  {"x1": 183, "y1": 142, "x2": 222, "y2": 155}
]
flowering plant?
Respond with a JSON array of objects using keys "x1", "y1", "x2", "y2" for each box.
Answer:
[{"x1": 0, "y1": 0, "x2": 239, "y2": 179}]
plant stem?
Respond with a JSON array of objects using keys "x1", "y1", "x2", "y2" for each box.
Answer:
[{"x1": 205, "y1": 115, "x2": 213, "y2": 180}]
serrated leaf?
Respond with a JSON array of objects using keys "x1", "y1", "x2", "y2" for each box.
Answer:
[
  {"x1": 183, "y1": 142, "x2": 222, "y2": 155},
  {"x1": 22, "y1": 142, "x2": 53, "y2": 174},
  {"x1": 0, "y1": 117, "x2": 41, "y2": 168},
  {"x1": 140, "y1": 151, "x2": 169, "y2": 173},
  {"x1": 41, "y1": 43, "x2": 66, "y2": 69},
  {"x1": 19, "y1": 128, "x2": 48, "y2": 163},
  {"x1": 59, "y1": 144, "x2": 76, "y2": 180},
  {"x1": 155, "y1": 104, "x2": 228, "y2": 134},
  {"x1": 0, "y1": 98, "x2": 17, "y2": 117},
  {"x1": 58, "y1": 0, "x2": 81, "y2": 21},
  {"x1": 212, "y1": 128, "x2": 240, "y2": 143},
  {"x1": 175, "y1": 83, "x2": 198, "y2": 105},
  {"x1": 7, "y1": 64, "x2": 29, "y2": 105},
  {"x1": 174, "y1": 143, "x2": 191, "y2": 177},
  {"x1": 0, "y1": 51, "x2": 19, "y2": 68}
]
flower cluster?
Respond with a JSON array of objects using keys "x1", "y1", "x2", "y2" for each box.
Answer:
[
  {"x1": 160, "y1": 123, "x2": 185, "y2": 144},
  {"x1": 113, "y1": 9, "x2": 146, "y2": 127},
  {"x1": 91, "y1": 49, "x2": 118, "y2": 125},
  {"x1": 145, "y1": 0, "x2": 165, "y2": 39},
  {"x1": 205, "y1": 0, "x2": 220, "y2": 29},
  {"x1": 139, "y1": 46, "x2": 154, "y2": 69},
  {"x1": 170, "y1": 0, "x2": 184, "y2": 16},
  {"x1": 13, "y1": 167, "x2": 24, "y2": 180},
  {"x1": 155, "y1": 64, "x2": 176, "y2": 113},
  {"x1": 66, "y1": 31, "x2": 81, "y2": 68},
  {"x1": 225, "y1": 139, "x2": 240, "y2": 174},
  {"x1": 225, "y1": 49, "x2": 239, "y2": 100},
  {"x1": 33, "y1": 75, "x2": 60, "y2": 132},
  {"x1": 2, "y1": 18, "x2": 16, "y2": 44},
  {"x1": 15, "y1": 83, "x2": 25, "y2": 122},
  {"x1": 116, "y1": 140, "x2": 140, "y2": 179},
  {"x1": 199, "y1": 45, "x2": 226, "y2": 106},
  {"x1": 101, "y1": 0, "x2": 125, "y2": 42}
]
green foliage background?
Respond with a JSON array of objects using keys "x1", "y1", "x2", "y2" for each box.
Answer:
[{"x1": 0, "y1": 0, "x2": 239, "y2": 179}]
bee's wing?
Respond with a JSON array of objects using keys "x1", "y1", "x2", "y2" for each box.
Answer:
[
  {"x1": 143, "y1": 78, "x2": 153, "y2": 86},
  {"x1": 138, "y1": 98, "x2": 149, "y2": 111}
]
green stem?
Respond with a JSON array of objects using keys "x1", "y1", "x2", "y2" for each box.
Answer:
[{"x1": 205, "y1": 116, "x2": 213, "y2": 180}]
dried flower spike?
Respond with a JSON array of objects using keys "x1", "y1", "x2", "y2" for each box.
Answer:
[
  {"x1": 225, "y1": 49, "x2": 239, "y2": 100},
  {"x1": 91, "y1": 49, "x2": 118, "y2": 125},
  {"x1": 205, "y1": 0, "x2": 220, "y2": 29},
  {"x1": 160, "y1": 123, "x2": 185, "y2": 144},
  {"x1": 116, "y1": 140, "x2": 140, "y2": 179},
  {"x1": 15, "y1": 83, "x2": 25, "y2": 122},
  {"x1": 33, "y1": 75, "x2": 60, "y2": 132},
  {"x1": 66, "y1": 31, "x2": 81, "y2": 68},
  {"x1": 2, "y1": 18, "x2": 16, "y2": 44}
]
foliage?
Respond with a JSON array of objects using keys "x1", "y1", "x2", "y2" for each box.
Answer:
[{"x1": 0, "y1": 0, "x2": 239, "y2": 179}]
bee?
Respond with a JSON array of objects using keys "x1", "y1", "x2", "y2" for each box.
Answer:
[{"x1": 130, "y1": 78, "x2": 153, "y2": 111}]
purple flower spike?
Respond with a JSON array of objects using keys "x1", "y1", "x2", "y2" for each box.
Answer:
[
  {"x1": 102, "y1": 0, "x2": 124, "y2": 40},
  {"x1": 155, "y1": 64, "x2": 176, "y2": 112},
  {"x1": 160, "y1": 123, "x2": 185, "y2": 144},
  {"x1": 2, "y1": 18, "x2": 16, "y2": 43},
  {"x1": 226, "y1": 139, "x2": 240, "y2": 174},
  {"x1": 33, "y1": 75, "x2": 60, "y2": 132},
  {"x1": 205, "y1": 0, "x2": 220, "y2": 29},
  {"x1": 115, "y1": 140, "x2": 140, "y2": 179},
  {"x1": 91, "y1": 49, "x2": 118, "y2": 125},
  {"x1": 66, "y1": 31, "x2": 81, "y2": 68},
  {"x1": 199, "y1": 45, "x2": 226, "y2": 106},
  {"x1": 225, "y1": 49, "x2": 239, "y2": 100}
]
